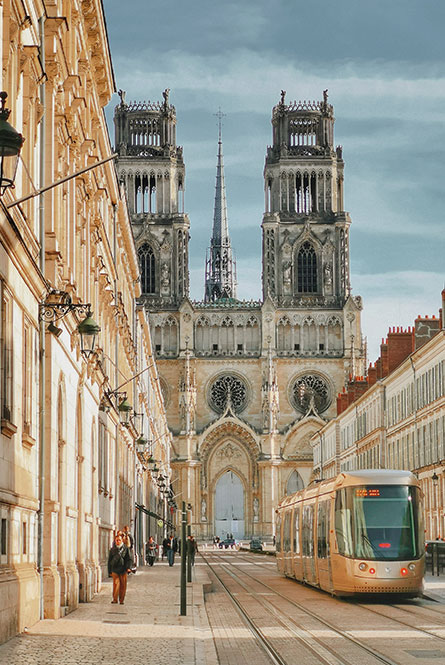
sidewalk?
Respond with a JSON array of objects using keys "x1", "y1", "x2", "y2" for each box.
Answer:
[
  {"x1": 0, "y1": 558, "x2": 218, "y2": 665},
  {"x1": 423, "y1": 573, "x2": 445, "y2": 604}
]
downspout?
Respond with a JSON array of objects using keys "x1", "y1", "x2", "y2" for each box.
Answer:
[
  {"x1": 113, "y1": 203, "x2": 119, "y2": 532},
  {"x1": 37, "y1": 14, "x2": 46, "y2": 621}
]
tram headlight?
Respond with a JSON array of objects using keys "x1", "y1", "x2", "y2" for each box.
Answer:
[
  {"x1": 400, "y1": 567, "x2": 408, "y2": 576},
  {"x1": 358, "y1": 562, "x2": 367, "y2": 571},
  {"x1": 408, "y1": 563, "x2": 415, "y2": 571}
]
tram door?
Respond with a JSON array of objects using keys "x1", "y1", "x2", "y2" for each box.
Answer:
[
  {"x1": 214, "y1": 471, "x2": 245, "y2": 539},
  {"x1": 302, "y1": 503, "x2": 316, "y2": 584},
  {"x1": 316, "y1": 500, "x2": 332, "y2": 592}
]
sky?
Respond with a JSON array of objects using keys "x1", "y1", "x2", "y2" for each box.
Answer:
[{"x1": 103, "y1": 0, "x2": 444, "y2": 364}]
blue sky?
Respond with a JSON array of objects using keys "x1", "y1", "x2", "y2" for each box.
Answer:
[{"x1": 103, "y1": 0, "x2": 444, "y2": 363}]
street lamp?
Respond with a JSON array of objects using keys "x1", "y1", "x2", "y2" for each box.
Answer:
[
  {"x1": 118, "y1": 397, "x2": 132, "y2": 426},
  {"x1": 0, "y1": 91, "x2": 25, "y2": 195},
  {"x1": 432, "y1": 471, "x2": 439, "y2": 486},
  {"x1": 39, "y1": 289, "x2": 101, "y2": 357}
]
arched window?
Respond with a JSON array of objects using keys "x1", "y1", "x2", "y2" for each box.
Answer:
[
  {"x1": 297, "y1": 242, "x2": 317, "y2": 293},
  {"x1": 286, "y1": 470, "x2": 304, "y2": 495},
  {"x1": 138, "y1": 244, "x2": 156, "y2": 294}
]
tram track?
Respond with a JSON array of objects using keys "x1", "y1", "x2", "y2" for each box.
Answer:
[
  {"x1": 234, "y1": 551, "x2": 445, "y2": 645},
  {"x1": 201, "y1": 551, "x2": 401, "y2": 665}
]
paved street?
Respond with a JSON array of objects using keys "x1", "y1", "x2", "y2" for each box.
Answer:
[{"x1": 0, "y1": 560, "x2": 217, "y2": 665}]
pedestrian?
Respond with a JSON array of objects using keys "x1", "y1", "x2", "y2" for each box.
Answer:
[
  {"x1": 108, "y1": 532, "x2": 132, "y2": 605},
  {"x1": 187, "y1": 534, "x2": 198, "y2": 566},
  {"x1": 145, "y1": 536, "x2": 158, "y2": 566},
  {"x1": 165, "y1": 533, "x2": 177, "y2": 566},
  {"x1": 122, "y1": 525, "x2": 134, "y2": 550},
  {"x1": 162, "y1": 535, "x2": 169, "y2": 561}
]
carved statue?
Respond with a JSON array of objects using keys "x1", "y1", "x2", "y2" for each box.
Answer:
[
  {"x1": 324, "y1": 262, "x2": 332, "y2": 287},
  {"x1": 283, "y1": 261, "x2": 292, "y2": 285},
  {"x1": 118, "y1": 89, "x2": 126, "y2": 105},
  {"x1": 161, "y1": 262, "x2": 170, "y2": 288},
  {"x1": 280, "y1": 90, "x2": 286, "y2": 105},
  {"x1": 201, "y1": 498, "x2": 207, "y2": 521},
  {"x1": 323, "y1": 89, "x2": 328, "y2": 105},
  {"x1": 253, "y1": 497, "x2": 259, "y2": 521},
  {"x1": 162, "y1": 88, "x2": 170, "y2": 108}
]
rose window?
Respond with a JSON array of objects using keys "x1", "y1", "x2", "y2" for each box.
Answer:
[
  {"x1": 291, "y1": 374, "x2": 330, "y2": 414},
  {"x1": 208, "y1": 375, "x2": 248, "y2": 414}
]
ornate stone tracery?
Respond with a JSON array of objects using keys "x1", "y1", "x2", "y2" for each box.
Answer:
[
  {"x1": 208, "y1": 374, "x2": 248, "y2": 414},
  {"x1": 291, "y1": 373, "x2": 331, "y2": 415}
]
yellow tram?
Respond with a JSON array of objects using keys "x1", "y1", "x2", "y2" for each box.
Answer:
[{"x1": 276, "y1": 470, "x2": 425, "y2": 596}]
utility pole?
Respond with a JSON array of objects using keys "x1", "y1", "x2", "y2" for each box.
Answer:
[{"x1": 180, "y1": 501, "x2": 187, "y2": 615}]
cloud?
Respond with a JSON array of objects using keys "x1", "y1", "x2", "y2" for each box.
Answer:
[{"x1": 354, "y1": 270, "x2": 444, "y2": 362}]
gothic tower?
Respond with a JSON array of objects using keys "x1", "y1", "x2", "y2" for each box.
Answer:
[
  {"x1": 114, "y1": 89, "x2": 190, "y2": 311},
  {"x1": 204, "y1": 113, "x2": 237, "y2": 302},
  {"x1": 263, "y1": 90, "x2": 349, "y2": 306}
]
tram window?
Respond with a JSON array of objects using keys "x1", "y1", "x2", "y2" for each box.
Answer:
[
  {"x1": 335, "y1": 489, "x2": 353, "y2": 557},
  {"x1": 302, "y1": 505, "x2": 314, "y2": 556},
  {"x1": 317, "y1": 502, "x2": 328, "y2": 559},
  {"x1": 294, "y1": 507, "x2": 300, "y2": 554},
  {"x1": 276, "y1": 512, "x2": 282, "y2": 552},
  {"x1": 284, "y1": 512, "x2": 291, "y2": 552}
]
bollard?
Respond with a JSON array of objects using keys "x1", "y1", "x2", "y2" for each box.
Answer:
[{"x1": 187, "y1": 522, "x2": 192, "y2": 583}]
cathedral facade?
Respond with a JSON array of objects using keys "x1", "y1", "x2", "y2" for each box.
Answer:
[{"x1": 114, "y1": 90, "x2": 365, "y2": 540}]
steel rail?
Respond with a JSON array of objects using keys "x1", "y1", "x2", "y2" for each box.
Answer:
[
  {"x1": 202, "y1": 551, "x2": 400, "y2": 665},
  {"x1": 203, "y1": 555, "x2": 289, "y2": 665},
  {"x1": 240, "y1": 552, "x2": 445, "y2": 639}
]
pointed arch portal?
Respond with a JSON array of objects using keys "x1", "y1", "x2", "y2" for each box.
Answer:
[{"x1": 214, "y1": 471, "x2": 244, "y2": 539}]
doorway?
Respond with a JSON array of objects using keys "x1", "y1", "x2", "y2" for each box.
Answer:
[{"x1": 214, "y1": 470, "x2": 245, "y2": 539}]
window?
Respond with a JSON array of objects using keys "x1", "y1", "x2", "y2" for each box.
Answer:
[
  {"x1": 22, "y1": 521, "x2": 27, "y2": 555},
  {"x1": 1, "y1": 285, "x2": 13, "y2": 421},
  {"x1": 275, "y1": 512, "x2": 282, "y2": 553},
  {"x1": 293, "y1": 507, "x2": 300, "y2": 554},
  {"x1": 317, "y1": 501, "x2": 329, "y2": 558},
  {"x1": 1, "y1": 518, "x2": 6, "y2": 556},
  {"x1": 297, "y1": 242, "x2": 317, "y2": 293},
  {"x1": 138, "y1": 244, "x2": 156, "y2": 294},
  {"x1": 283, "y1": 512, "x2": 291, "y2": 552},
  {"x1": 302, "y1": 504, "x2": 314, "y2": 556}
]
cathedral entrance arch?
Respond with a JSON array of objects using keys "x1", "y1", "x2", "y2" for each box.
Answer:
[{"x1": 214, "y1": 470, "x2": 244, "y2": 539}]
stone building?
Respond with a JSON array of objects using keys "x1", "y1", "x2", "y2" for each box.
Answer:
[
  {"x1": 0, "y1": 0, "x2": 170, "y2": 644},
  {"x1": 312, "y1": 291, "x2": 445, "y2": 540},
  {"x1": 115, "y1": 89, "x2": 365, "y2": 541}
]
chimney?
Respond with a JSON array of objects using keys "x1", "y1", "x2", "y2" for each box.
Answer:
[{"x1": 387, "y1": 328, "x2": 414, "y2": 373}]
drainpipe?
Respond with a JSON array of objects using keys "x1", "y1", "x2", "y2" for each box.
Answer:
[
  {"x1": 113, "y1": 204, "x2": 119, "y2": 532},
  {"x1": 37, "y1": 14, "x2": 46, "y2": 621}
]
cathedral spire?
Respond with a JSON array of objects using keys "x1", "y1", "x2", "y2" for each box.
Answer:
[{"x1": 204, "y1": 110, "x2": 237, "y2": 302}]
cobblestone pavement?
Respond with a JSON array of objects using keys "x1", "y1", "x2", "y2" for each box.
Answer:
[{"x1": 0, "y1": 561, "x2": 217, "y2": 665}]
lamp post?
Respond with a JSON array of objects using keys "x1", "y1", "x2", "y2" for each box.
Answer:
[
  {"x1": 180, "y1": 500, "x2": 187, "y2": 616},
  {"x1": 39, "y1": 289, "x2": 101, "y2": 357},
  {"x1": 0, "y1": 91, "x2": 25, "y2": 195}
]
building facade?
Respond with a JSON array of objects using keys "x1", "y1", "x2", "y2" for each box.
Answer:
[
  {"x1": 115, "y1": 90, "x2": 365, "y2": 541},
  {"x1": 312, "y1": 292, "x2": 445, "y2": 540},
  {"x1": 0, "y1": 0, "x2": 170, "y2": 644}
]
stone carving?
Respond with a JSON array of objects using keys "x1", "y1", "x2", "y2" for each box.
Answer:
[
  {"x1": 253, "y1": 497, "x2": 259, "y2": 522},
  {"x1": 208, "y1": 375, "x2": 248, "y2": 414},
  {"x1": 161, "y1": 262, "x2": 170, "y2": 288},
  {"x1": 201, "y1": 498, "x2": 207, "y2": 521},
  {"x1": 215, "y1": 442, "x2": 242, "y2": 462},
  {"x1": 292, "y1": 374, "x2": 330, "y2": 415},
  {"x1": 283, "y1": 261, "x2": 292, "y2": 286},
  {"x1": 324, "y1": 262, "x2": 332, "y2": 287}
]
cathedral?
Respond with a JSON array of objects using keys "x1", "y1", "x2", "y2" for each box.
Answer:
[{"x1": 114, "y1": 89, "x2": 365, "y2": 540}]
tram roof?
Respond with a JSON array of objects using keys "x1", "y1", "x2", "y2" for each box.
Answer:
[{"x1": 277, "y1": 469, "x2": 419, "y2": 509}]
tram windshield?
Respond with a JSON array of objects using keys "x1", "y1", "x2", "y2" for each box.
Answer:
[{"x1": 335, "y1": 485, "x2": 423, "y2": 560}]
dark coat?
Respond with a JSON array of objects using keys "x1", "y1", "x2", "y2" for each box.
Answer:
[{"x1": 108, "y1": 543, "x2": 132, "y2": 575}]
